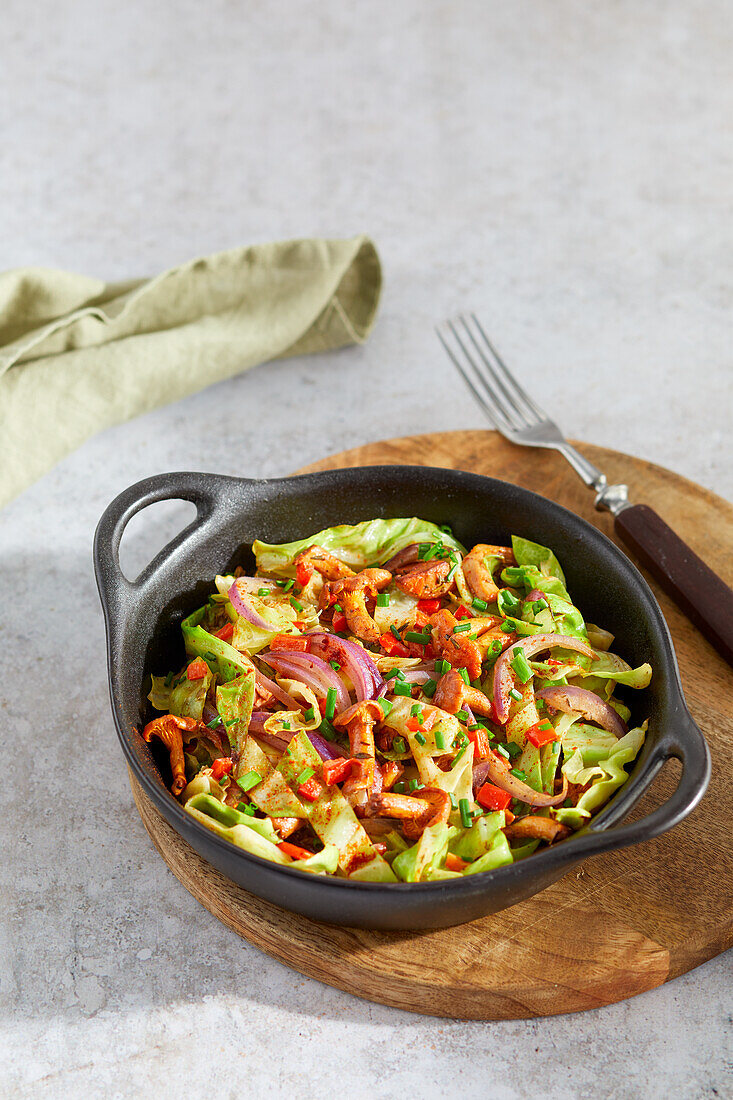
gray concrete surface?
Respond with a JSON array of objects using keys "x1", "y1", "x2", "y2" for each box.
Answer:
[{"x1": 1, "y1": 1, "x2": 731, "y2": 1097}]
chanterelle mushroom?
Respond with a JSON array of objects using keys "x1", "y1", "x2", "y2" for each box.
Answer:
[
  {"x1": 462, "y1": 544, "x2": 515, "y2": 602},
  {"x1": 322, "y1": 568, "x2": 392, "y2": 643},
  {"x1": 370, "y1": 787, "x2": 451, "y2": 840},
  {"x1": 333, "y1": 699, "x2": 383, "y2": 790},
  {"x1": 293, "y1": 545, "x2": 355, "y2": 581},
  {"x1": 393, "y1": 559, "x2": 453, "y2": 599},
  {"x1": 433, "y1": 667, "x2": 495, "y2": 718},
  {"x1": 429, "y1": 608, "x2": 483, "y2": 680},
  {"x1": 142, "y1": 714, "x2": 201, "y2": 797}
]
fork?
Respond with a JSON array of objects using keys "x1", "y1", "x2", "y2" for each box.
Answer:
[{"x1": 437, "y1": 313, "x2": 733, "y2": 667}]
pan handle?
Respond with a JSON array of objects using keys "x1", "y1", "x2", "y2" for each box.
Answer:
[
  {"x1": 562, "y1": 709, "x2": 710, "y2": 861},
  {"x1": 93, "y1": 471, "x2": 239, "y2": 631}
]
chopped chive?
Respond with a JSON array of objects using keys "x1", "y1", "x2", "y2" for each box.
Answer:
[
  {"x1": 258, "y1": 587, "x2": 270, "y2": 597},
  {"x1": 289, "y1": 596, "x2": 304, "y2": 612},
  {"x1": 457, "y1": 733, "x2": 469, "y2": 747},
  {"x1": 456, "y1": 709, "x2": 470, "y2": 722},
  {"x1": 325, "y1": 688, "x2": 337, "y2": 720},
  {"x1": 510, "y1": 768, "x2": 527, "y2": 781},
  {"x1": 393, "y1": 782, "x2": 406, "y2": 793},
  {"x1": 453, "y1": 622, "x2": 472, "y2": 634},
  {"x1": 378, "y1": 698, "x2": 393, "y2": 717},
  {"x1": 510, "y1": 649, "x2": 533, "y2": 684},
  {"x1": 329, "y1": 659, "x2": 341, "y2": 670},
  {"x1": 395, "y1": 669, "x2": 406, "y2": 680},
  {"x1": 533, "y1": 598, "x2": 548, "y2": 612},
  {"x1": 414, "y1": 732, "x2": 427, "y2": 746},
  {"x1": 333, "y1": 603, "x2": 342, "y2": 612},
  {"x1": 206, "y1": 714, "x2": 223, "y2": 729},
  {"x1": 509, "y1": 688, "x2": 523, "y2": 701},
  {"x1": 319, "y1": 717, "x2": 335, "y2": 736},
  {"x1": 376, "y1": 593, "x2": 390, "y2": 607},
  {"x1": 449, "y1": 793, "x2": 458, "y2": 809},
  {"x1": 205, "y1": 651, "x2": 219, "y2": 663},
  {"x1": 407, "y1": 778, "x2": 420, "y2": 791},
  {"x1": 405, "y1": 631, "x2": 431, "y2": 644},
  {"x1": 447, "y1": 562, "x2": 459, "y2": 581},
  {"x1": 164, "y1": 671, "x2": 174, "y2": 687},
  {"x1": 297, "y1": 767, "x2": 315, "y2": 784},
  {"x1": 410, "y1": 703, "x2": 421, "y2": 716},
  {"x1": 224, "y1": 717, "x2": 239, "y2": 727},
  {"x1": 434, "y1": 729, "x2": 446, "y2": 750},
  {"x1": 282, "y1": 580, "x2": 294, "y2": 591},
  {"x1": 496, "y1": 744, "x2": 510, "y2": 759},
  {"x1": 281, "y1": 721, "x2": 291, "y2": 730},
  {"x1": 392, "y1": 680, "x2": 412, "y2": 697},
  {"x1": 459, "y1": 798, "x2": 472, "y2": 828},
  {"x1": 417, "y1": 543, "x2": 431, "y2": 560},
  {"x1": 451, "y1": 744, "x2": 468, "y2": 767},
  {"x1": 552, "y1": 742, "x2": 561, "y2": 755},
  {"x1": 236, "y1": 801, "x2": 256, "y2": 816},
  {"x1": 392, "y1": 736, "x2": 407, "y2": 753},
  {"x1": 458, "y1": 667, "x2": 470, "y2": 685},
  {"x1": 501, "y1": 621, "x2": 516, "y2": 633},
  {"x1": 304, "y1": 706, "x2": 316, "y2": 722},
  {"x1": 390, "y1": 625, "x2": 402, "y2": 641},
  {"x1": 237, "y1": 770, "x2": 262, "y2": 791},
  {"x1": 506, "y1": 741, "x2": 522, "y2": 759},
  {"x1": 439, "y1": 524, "x2": 453, "y2": 534},
  {"x1": 422, "y1": 678, "x2": 437, "y2": 698},
  {"x1": 471, "y1": 597, "x2": 488, "y2": 611},
  {"x1": 435, "y1": 659, "x2": 450, "y2": 677}
]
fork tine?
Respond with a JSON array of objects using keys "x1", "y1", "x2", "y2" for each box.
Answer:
[
  {"x1": 469, "y1": 314, "x2": 549, "y2": 423},
  {"x1": 435, "y1": 327, "x2": 512, "y2": 432},
  {"x1": 458, "y1": 315, "x2": 534, "y2": 427},
  {"x1": 445, "y1": 319, "x2": 521, "y2": 431}
]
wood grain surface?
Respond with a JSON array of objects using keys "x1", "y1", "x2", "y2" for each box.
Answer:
[{"x1": 130, "y1": 431, "x2": 732, "y2": 1019}]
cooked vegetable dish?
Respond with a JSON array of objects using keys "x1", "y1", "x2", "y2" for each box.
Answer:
[{"x1": 143, "y1": 518, "x2": 652, "y2": 882}]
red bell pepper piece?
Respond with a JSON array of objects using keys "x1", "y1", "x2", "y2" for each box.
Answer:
[
  {"x1": 317, "y1": 697, "x2": 327, "y2": 716},
  {"x1": 454, "y1": 604, "x2": 473, "y2": 620},
  {"x1": 445, "y1": 852, "x2": 469, "y2": 872},
  {"x1": 297, "y1": 777, "x2": 322, "y2": 802},
  {"x1": 332, "y1": 611, "x2": 348, "y2": 632},
  {"x1": 417, "y1": 598, "x2": 441, "y2": 615},
  {"x1": 476, "y1": 782, "x2": 512, "y2": 812},
  {"x1": 270, "y1": 634, "x2": 309, "y2": 652},
  {"x1": 296, "y1": 561, "x2": 314, "y2": 587},
  {"x1": 466, "y1": 726, "x2": 492, "y2": 759},
  {"x1": 186, "y1": 657, "x2": 209, "y2": 680},
  {"x1": 406, "y1": 715, "x2": 427, "y2": 733},
  {"x1": 525, "y1": 720, "x2": 558, "y2": 748},
  {"x1": 214, "y1": 621, "x2": 234, "y2": 641},
  {"x1": 211, "y1": 757, "x2": 233, "y2": 780},
  {"x1": 278, "y1": 840, "x2": 315, "y2": 861},
  {"x1": 378, "y1": 632, "x2": 410, "y2": 658},
  {"x1": 322, "y1": 757, "x2": 357, "y2": 785}
]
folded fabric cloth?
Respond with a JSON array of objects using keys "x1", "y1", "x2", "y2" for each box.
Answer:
[{"x1": 0, "y1": 235, "x2": 381, "y2": 510}]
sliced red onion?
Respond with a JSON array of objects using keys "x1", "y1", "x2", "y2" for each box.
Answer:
[
  {"x1": 526, "y1": 589, "x2": 544, "y2": 602},
  {"x1": 229, "y1": 576, "x2": 278, "y2": 592},
  {"x1": 228, "y1": 581, "x2": 272, "y2": 629},
  {"x1": 535, "y1": 685, "x2": 627, "y2": 738},
  {"x1": 305, "y1": 732, "x2": 345, "y2": 761},
  {"x1": 382, "y1": 544, "x2": 420, "y2": 571},
  {"x1": 472, "y1": 760, "x2": 492, "y2": 795},
  {"x1": 260, "y1": 651, "x2": 350, "y2": 712},
  {"x1": 493, "y1": 633, "x2": 595, "y2": 723},
  {"x1": 255, "y1": 669, "x2": 301, "y2": 709},
  {"x1": 463, "y1": 704, "x2": 477, "y2": 727},
  {"x1": 306, "y1": 632, "x2": 384, "y2": 701},
  {"x1": 480, "y1": 753, "x2": 568, "y2": 807},
  {"x1": 247, "y1": 710, "x2": 271, "y2": 735}
]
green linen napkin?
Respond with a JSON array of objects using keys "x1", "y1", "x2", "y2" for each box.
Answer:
[{"x1": 0, "y1": 235, "x2": 381, "y2": 510}]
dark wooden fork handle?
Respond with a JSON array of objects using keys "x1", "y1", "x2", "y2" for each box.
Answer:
[{"x1": 615, "y1": 503, "x2": 733, "y2": 667}]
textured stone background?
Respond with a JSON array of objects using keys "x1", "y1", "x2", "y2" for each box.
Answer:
[{"x1": 1, "y1": 1, "x2": 731, "y2": 1097}]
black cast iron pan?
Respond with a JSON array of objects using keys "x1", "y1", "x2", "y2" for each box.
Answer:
[{"x1": 94, "y1": 466, "x2": 710, "y2": 930}]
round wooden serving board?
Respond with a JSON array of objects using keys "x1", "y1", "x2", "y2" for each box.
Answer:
[{"x1": 130, "y1": 431, "x2": 732, "y2": 1019}]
